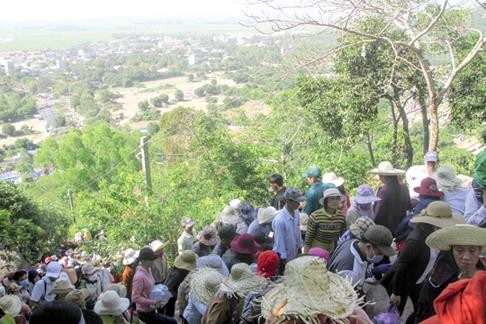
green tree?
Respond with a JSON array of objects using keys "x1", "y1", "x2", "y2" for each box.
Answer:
[
  {"x1": 2, "y1": 123, "x2": 15, "y2": 136},
  {"x1": 138, "y1": 100, "x2": 150, "y2": 112},
  {"x1": 174, "y1": 89, "x2": 184, "y2": 102}
]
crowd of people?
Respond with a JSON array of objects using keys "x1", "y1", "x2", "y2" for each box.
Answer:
[{"x1": 1, "y1": 138, "x2": 486, "y2": 323}]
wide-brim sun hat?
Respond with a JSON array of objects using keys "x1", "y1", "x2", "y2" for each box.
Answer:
[
  {"x1": 122, "y1": 248, "x2": 139, "y2": 266},
  {"x1": 174, "y1": 250, "x2": 198, "y2": 271},
  {"x1": 65, "y1": 289, "x2": 90, "y2": 307},
  {"x1": 105, "y1": 283, "x2": 127, "y2": 298},
  {"x1": 410, "y1": 201, "x2": 464, "y2": 228},
  {"x1": 354, "y1": 185, "x2": 381, "y2": 204},
  {"x1": 196, "y1": 254, "x2": 229, "y2": 276},
  {"x1": 94, "y1": 291, "x2": 130, "y2": 316},
  {"x1": 322, "y1": 172, "x2": 345, "y2": 187},
  {"x1": 218, "y1": 206, "x2": 238, "y2": 226},
  {"x1": 190, "y1": 268, "x2": 224, "y2": 305},
  {"x1": 149, "y1": 239, "x2": 167, "y2": 252},
  {"x1": 197, "y1": 226, "x2": 219, "y2": 246},
  {"x1": 49, "y1": 277, "x2": 75, "y2": 296},
  {"x1": 257, "y1": 206, "x2": 278, "y2": 225},
  {"x1": 433, "y1": 166, "x2": 462, "y2": 191},
  {"x1": 319, "y1": 188, "x2": 341, "y2": 205},
  {"x1": 0, "y1": 295, "x2": 22, "y2": 316},
  {"x1": 426, "y1": 224, "x2": 486, "y2": 251},
  {"x1": 413, "y1": 177, "x2": 444, "y2": 198},
  {"x1": 230, "y1": 233, "x2": 261, "y2": 255},
  {"x1": 369, "y1": 161, "x2": 405, "y2": 176},
  {"x1": 219, "y1": 263, "x2": 270, "y2": 298},
  {"x1": 261, "y1": 256, "x2": 362, "y2": 323}
]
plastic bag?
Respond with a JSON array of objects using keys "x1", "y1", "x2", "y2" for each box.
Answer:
[
  {"x1": 149, "y1": 284, "x2": 173, "y2": 306},
  {"x1": 373, "y1": 306, "x2": 400, "y2": 324}
]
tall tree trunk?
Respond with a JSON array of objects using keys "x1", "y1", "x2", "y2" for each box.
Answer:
[
  {"x1": 366, "y1": 131, "x2": 376, "y2": 167},
  {"x1": 428, "y1": 100, "x2": 439, "y2": 151},
  {"x1": 387, "y1": 97, "x2": 399, "y2": 165},
  {"x1": 393, "y1": 88, "x2": 414, "y2": 168},
  {"x1": 417, "y1": 90, "x2": 429, "y2": 155}
]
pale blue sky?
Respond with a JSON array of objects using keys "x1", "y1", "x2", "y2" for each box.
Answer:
[{"x1": 0, "y1": 0, "x2": 247, "y2": 23}]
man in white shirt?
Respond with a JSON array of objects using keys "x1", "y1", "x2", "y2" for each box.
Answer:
[
  {"x1": 30, "y1": 261, "x2": 69, "y2": 306},
  {"x1": 405, "y1": 151, "x2": 439, "y2": 198}
]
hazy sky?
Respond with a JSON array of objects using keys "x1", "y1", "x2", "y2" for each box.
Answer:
[{"x1": 0, "y1": 0, "x2": 247, "y2": 23}]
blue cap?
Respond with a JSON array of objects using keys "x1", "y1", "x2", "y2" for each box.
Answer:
[{"x1": 303, "y1": 166, "x2": 321, "y2": 178}]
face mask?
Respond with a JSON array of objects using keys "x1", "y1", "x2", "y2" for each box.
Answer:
[
  {"x1": 359, "y1": 203, "x2": 372, "y2": 210},
  {"x1": 367, "y1": 255, "x2": 384, "y2": 264}
]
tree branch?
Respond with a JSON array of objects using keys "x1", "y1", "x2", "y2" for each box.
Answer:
[
  {"x1": 438, "y1": 30, "x2": 485, "y2": 101},
  {"x1": 445, "y1": 40, "x2": 456, "y2": 70},
  {"x1": 408, "y1": 0, "x2": 448, "y2": 46}
]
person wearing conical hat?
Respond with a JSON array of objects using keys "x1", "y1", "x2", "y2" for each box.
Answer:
[
  {"x1": 383, "y1": 201, "x2": 464, "y2": 318},
  {"x1": 369, "y1": 161, "x2": 411, "y2": 234}
]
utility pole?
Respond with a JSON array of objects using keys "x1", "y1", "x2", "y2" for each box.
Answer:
[
  {"x1": 140, "y1": 136, "x2": 152, "y2": 206},
  {"x1": 67, "y1": 189, "x2": 74, "y2": 210}
]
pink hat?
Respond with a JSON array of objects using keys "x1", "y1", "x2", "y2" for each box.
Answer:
[{"x1": 308, "y1": 247, "x2": 330, "y2": 263}]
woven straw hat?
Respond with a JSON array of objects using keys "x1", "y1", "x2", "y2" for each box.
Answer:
[
  {"x1": 410, "y1": 201, "x2": 464, "y2": 228},
  {"x1": 49, "y1": 277, "x2": 75, "y2": 296},
  {"x1": 369, "y1": 161, "x2": 405, "y2": 176},
  {"x1": 350, "y1": 217, "x2": 375, "y2": 240},
  {"x1": 426, "y1": 224, "x2": 486, "y2": 251},
  {"x1": 261, "y1": 256, "x2": 360, "y2": 323},
  {"x1": 257, "y1": 207, "x2": 278, "y2": 225},
  {"x1": 190, "y1": 268, "x2": 224, "y2": 305},
  {"x1": 322, "y1": 172, "x2": 345, "y2": 187},
  {"x1": 94, "y1": 290, "x2": 130, "y2": 316},
  {"x1": 0, "y1": 295, "x2": 21, "y2": 316},
  {"x1": 122, "y1": 248, "x2": 139, "y2": 266},
  {"x1": 65, "y1": 289, "x2": 90, "y2": 307},
  {"x1": 218, "y1": 263, "x2": 270, "y2": 298},
  {"x1": 174, "y1": 250, "x2": 198, "y2": 271}
]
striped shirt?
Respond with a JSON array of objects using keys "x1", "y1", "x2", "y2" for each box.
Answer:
[{"x1": 304, "y1": 207, "x2": 345, "y2": 253}]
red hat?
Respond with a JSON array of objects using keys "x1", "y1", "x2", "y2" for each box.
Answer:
[
  {"x1": 256, "y1": 251, "x2": 279, "y2": 279},
  {"x1": 414, "y1": 177, "x2": 444, "y2": 198},
  {"x1": 230, "y1": 233, "x2": 260, "y2": 255}
]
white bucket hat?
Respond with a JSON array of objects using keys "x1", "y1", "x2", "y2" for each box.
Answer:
[
  {"x1": 49, "y1": 277, "x2": 75, "y2": 296},
  {"x1": 369, "y1": 161, "x2": 405, "y2": 176},
  {"x1": 46, "y1": 261, "x2": 62, "y2": 279},
  {"x1": 94, "y1": 290, "x2": 130, "y2": 316},
  {"x1": 261, "y1": 256, "x2": 362, "y2": 323},
  {"x1": 105, "y1": 283, "x2": 127, "y2": 298},
  {"x1": 319, "y1": 188, "x2": 341, "y2": 205},
  {"x1": 257, "y1": 207, "x2": 278, "y2": 225},
  {"x1": 0, "y1": 295, "x2": 22, "y2": 316},
  {"x1": 433, "y1": 166, "x2": 462, "y2": 191},
  {"x1": 122, "y1": 248, "x2": 139, "y2": 266},
  {"x1": 322, "y1": 172, "x2": 345, "y2": 187}
]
